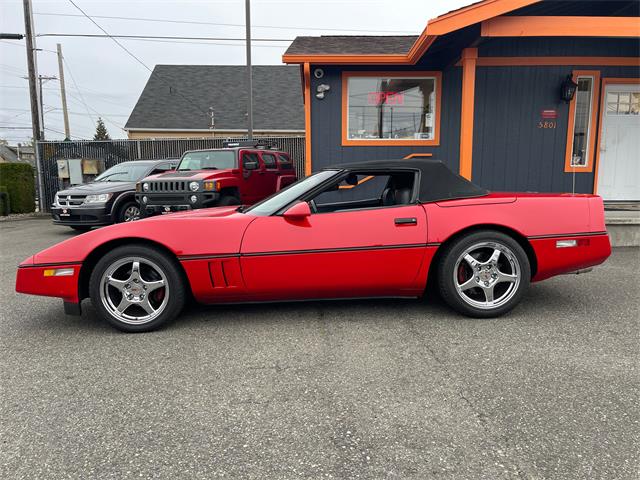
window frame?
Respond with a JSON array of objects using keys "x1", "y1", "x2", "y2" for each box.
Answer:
[
  {"x1": 241, "y1": 151, "x2": 261, "y2": 171},
  {"x1": 261, "y1": 152, "x2": 278, "y2": 170},
  {"x1": 341, "y1": 71, "x2": 442, "y2": 147},
  {"x1": 564, "y1": 70, "x2": 601, "y2": 173},
  {"x1": 304, "y1": 169, "x2": 420, "y2": 215}
]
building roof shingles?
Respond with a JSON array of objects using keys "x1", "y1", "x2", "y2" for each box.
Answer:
[
  {"x1": 284, "y1": 35, "x2": 419, "y2": 56},
  {"x1": 125, "y1": 65, "x2": 304, "y2": 131}
]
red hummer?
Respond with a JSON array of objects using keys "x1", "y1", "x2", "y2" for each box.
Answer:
[{"x1": 136, "y1": 141, "x2": 297, "y2": 216}]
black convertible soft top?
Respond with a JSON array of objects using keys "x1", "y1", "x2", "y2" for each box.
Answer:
[{"x1": 324, "y1": 159, "x2": 488, "y2": 203}]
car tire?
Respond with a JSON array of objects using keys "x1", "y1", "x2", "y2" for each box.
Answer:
[
  {"x1": 116, "y1": 200, "x2": 141, "y2": 223},
  {"x1": 218, "y1": 195, "x2": 240, "y2": 206},
  {"x1": 70, "y1": 225, "x2": 91, "y2": 233},
  {"x1": 437, "y1": 230, "x2": 530, "y2": 318},
  {"x1": 89, "y1": 244, "x2": 186, "y2": 332}
]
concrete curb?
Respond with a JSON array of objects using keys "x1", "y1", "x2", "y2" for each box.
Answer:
[{"x1": 0, "y1": 213, "x2": 49, "y2": 223}]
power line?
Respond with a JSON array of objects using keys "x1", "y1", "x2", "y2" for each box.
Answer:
[
  {"x1": 92, "y1": 36, "x2": 286, "y2": 48},
  {"x1": 37, "y1": 33, "x2": 292, "y2": 42},
  {"x1": 61, "y1": 55, "x2": 95, "y2": 124},
  {"x1": 67, "y1": 0, "x2": 208, "y2": 116},
  {"x1": 33, "y1": 12, "x2": 418, "y2": 34},
  {"x1": 0, "y1": 40, "x2": 57, "y2": 54},
  {"x1": 60, "y1": 90, "x2": 126, "y2": 131},
  {"x1": 43, "y1": 107, "x2": 129, "y2": 117}
]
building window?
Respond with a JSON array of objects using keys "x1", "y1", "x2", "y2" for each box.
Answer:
[
  {"x1": 564, "y1": 71, "x2": 600, "y2": 173},
  {"x1": 342, "y1": 72, "x2": 441, "y2": 146},
  {"x1": 606, "y1": 91, "x2": 640, "y2": 115}
]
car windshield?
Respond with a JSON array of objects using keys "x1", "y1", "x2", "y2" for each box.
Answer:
[
  {"x1": 178, "y1": 151, "x2": 236, "y2": 171},
  {"x1": 94, "y1": 163, "x2": 150, "y2": 182},
  {"x1": 244, "y1": 170, "x2": 338, "y2": 216}
]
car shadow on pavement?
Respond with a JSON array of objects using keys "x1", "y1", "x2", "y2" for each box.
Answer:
[{"x1": 28, "y1": 279, "x2": 580, "y2": 335}]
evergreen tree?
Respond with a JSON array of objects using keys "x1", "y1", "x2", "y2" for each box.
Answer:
[{"x1": 93, "y1": 117, "x2": 110, "y2": 140}]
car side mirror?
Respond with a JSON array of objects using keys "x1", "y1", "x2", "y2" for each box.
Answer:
[
  {"x1": 283, "y1": 201, "x2": 311, "y2": 220},
  {"x1": 244, "y1": 160, "x2": 259, "y2": 171}
]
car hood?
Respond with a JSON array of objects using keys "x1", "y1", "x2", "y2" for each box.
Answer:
[
  {"x1": 142, "y1": 169, "x2": 237, "y2": 181},
  {"x1": 23, "y1": 205, "x2": 255, "y2": 266},
  {"x1": 143, "y1": 205, "x2": 242, "y2": 221},
  {"x1": 57, "y1": 181, "x2": 133, "y2": 196}
]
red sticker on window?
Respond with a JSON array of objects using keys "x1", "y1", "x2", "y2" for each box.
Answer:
[{"x1": 367, "y1": 92, "x2": 404, "y2": 105}]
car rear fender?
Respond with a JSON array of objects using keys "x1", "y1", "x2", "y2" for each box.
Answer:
[{"x1": 424, "y1": 222, "x2": 538, "y2": 289}]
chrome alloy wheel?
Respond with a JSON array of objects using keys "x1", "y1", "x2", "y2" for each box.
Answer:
[
  {"x1": 99, "y1": 257, "x2": 169, "y2": 325},
  {"x1": 123, "y1": 205, "x2": 140, "y2": 222},
  {"x1": 453, "y1": 241, "x2": 521, "y2": 310}
]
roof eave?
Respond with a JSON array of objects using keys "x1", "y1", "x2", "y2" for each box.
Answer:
[{"x1": 281, "y1": 0, "x2": 542, "y2": 65}]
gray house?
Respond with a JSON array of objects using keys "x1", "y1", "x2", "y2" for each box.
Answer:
[{"x1": 125, "y1": 65, "x2": 304, "y2": 139}]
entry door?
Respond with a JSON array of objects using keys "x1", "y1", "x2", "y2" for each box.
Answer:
[
  {"x1": 257, "y1": 152, "x2": 279, "y2": 197},
  {"x1": 597, "y1": 83, "x2": 640, "y2": 200},
  {"x1": 239, "y1": 152, "x2": 263, "y2": 204},
  {"x1": 240, "y1": 205, "x2": 428, "y2": 300}
]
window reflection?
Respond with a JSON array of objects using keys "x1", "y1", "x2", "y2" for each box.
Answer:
[{"x1": 347, "y1": 76, "x2": 437, "y2": 141}]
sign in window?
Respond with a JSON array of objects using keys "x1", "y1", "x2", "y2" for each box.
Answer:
[{"x1": 346, "y1": 76, "x2": 437, "y2": 141}]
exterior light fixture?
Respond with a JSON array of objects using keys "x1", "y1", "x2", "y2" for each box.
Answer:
[
  {"x1": 561, "y1": 75, "x2": 578, "y2": 103},
  {"x1": 316, "y1": 84, "x2": 331, "y2": 100}
]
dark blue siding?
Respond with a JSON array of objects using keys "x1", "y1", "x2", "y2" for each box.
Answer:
[
  {"x1": 479, "y1": 37, "x2": 640, "y2": 58},
  {"x1": 473, "y1": 38, "x2": 640, "y2": 193},
  {"x1": 308, "y1": 37, "x2": 639, "y2": 194},
  {"x1": 309, "y1": 65, "x2": 462, "y2": 173}
]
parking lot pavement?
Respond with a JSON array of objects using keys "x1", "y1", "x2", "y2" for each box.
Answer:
[{"x1": 1, "y1": 217, "x2": 638, "y2": 480}]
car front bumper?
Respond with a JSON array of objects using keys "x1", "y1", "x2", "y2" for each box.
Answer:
[
  {"x1": 136, "y1": 192, "x2": 220, "y2": 216},
  {"x1": 51, "y1": 205, "x2": 112, "y2": 226}
]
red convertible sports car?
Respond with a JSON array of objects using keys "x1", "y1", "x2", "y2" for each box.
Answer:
[{"x1": 16, "y1": 159, "x2": 611, "y2": 332}]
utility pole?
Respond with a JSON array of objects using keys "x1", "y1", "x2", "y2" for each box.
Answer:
[
  {"x1": 35, "y1": 75, "x2": 57, "y2": 140},
  {"x1": 56, "y1": 44, "x2": 71, "y2": 140},
  {"x1": 208, "y1": 107, "x2": 215, "y2": 138},
  {"x1": 23, "y1": 0, "x2": 46, "y2": 211},
  {"x1": 245, "y1": 0, "x2": 253, "y2": 141}
]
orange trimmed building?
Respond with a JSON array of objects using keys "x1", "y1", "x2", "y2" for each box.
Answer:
[{"x1": 283, "y1": 0, "x2": 640, "y2": 201}]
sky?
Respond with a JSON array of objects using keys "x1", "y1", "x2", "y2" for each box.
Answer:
[{"x1": 0, "y1": 0, "x2": 471, "y2": 144}]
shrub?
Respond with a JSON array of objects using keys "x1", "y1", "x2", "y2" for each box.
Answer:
[
  {"x1": 0, "y1": 163, "x2": 35, "y2": 213},
  {"x1": 0, "y1": 185, "x2": 9, "y2": 216}
]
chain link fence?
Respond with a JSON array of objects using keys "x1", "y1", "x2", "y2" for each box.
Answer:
[{"x1": 36, "y1": 136, "x2": 305, "y2": 212}]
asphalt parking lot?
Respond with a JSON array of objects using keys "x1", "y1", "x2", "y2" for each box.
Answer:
[{"x1": 1, "y1": 217, "x2": 638, "y2": 479}]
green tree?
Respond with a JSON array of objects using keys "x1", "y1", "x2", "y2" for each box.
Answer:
[{"x1": 93, "y1": 117, "x2": 110, "y2": 140}]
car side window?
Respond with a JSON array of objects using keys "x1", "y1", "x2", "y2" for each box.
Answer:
[
  {"x1": 262, "y1": 153, "x2": 277, "y2": 170},
  {"x1": 148, "y1": 163, "x2": 172, "y2": 175},
  {"x1": 242, "y1": 152, "x2": 260, "y2": 171},
  {"x1": 309, "y1": 171, "x2": 415, "y2": 214},
  {"x1": 277, "y1": 154, "x2": 294, "y2": 170}
]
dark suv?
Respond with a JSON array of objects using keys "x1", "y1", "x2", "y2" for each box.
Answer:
[
  {"x1": 137, "y1": 141, "x2": 297, "y2": 216},
  {"x1": 52, "y1": 159, "x2": 178, "y2": 232}
]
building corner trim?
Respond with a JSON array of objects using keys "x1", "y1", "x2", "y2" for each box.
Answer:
[
  {"x1": 459, "y1": 48, "x2": 478, "y2": 180},
  {"x1": 303, "y1": 62, "x2": 312, "y2": 176}
]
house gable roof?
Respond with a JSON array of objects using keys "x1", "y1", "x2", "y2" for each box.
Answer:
[
  {"x1": 125, "y1": 65, "x2": 304, "y2": 132},
  {"x1": 283, "y1": 0, "x2": 543, "y2": 64},
  {"x1": 284, "y1": 0, "x2": 639, "y2": 65}
]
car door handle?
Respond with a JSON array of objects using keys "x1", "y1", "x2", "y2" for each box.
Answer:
[{"x1": 394, "y1": 217, "x2": 417, "y2": 225}]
